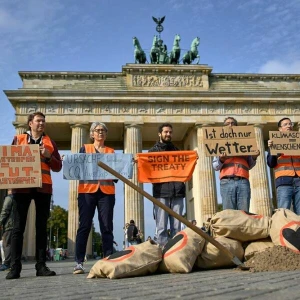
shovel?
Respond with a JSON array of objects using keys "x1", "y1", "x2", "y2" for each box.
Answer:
[{"x1": 98, "y1": 161, "x2": 249, "y2": 270}]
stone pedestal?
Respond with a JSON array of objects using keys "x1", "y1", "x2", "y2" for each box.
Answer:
[
  {"x1": 249, "y1": 124, "x2": 272, "y2": 216},
  {"x1": 67, "y1": 123, "x2": 90, "y2": 255},
  {"x1": 124, "y1": 123, "x2": 144, "y2": 235},
  {"x1": 195, "y1": 123, "x2": 217, "y2": 225}
]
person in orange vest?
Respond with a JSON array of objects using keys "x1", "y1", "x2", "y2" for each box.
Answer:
[
  {"x1": 6, "y1": 112, "x2": 62, "y2": 280},
  {"x1": 267, "y1": 117, "x2": 300, "y2": 215},
  {"x1": 212, "y1": 117, "x2": 260, "y2": 212},
  {"x1": 73, "y1": 122, "x2": 116, "y2": 275}
]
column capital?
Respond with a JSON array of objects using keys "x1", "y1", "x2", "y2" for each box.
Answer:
[
  {"x1": 13, "y1": 122, "x2": 28, "y2": 129},
  {"x1": 247, "y1": 122, "x2": 266, "y2": 128},
  {"x1": 194, "y1": 122, "x2": 215, "y2": 129},
  {"x1": 69, "y1": 123, "x2": 90, "y2": 130},
  {"x1": 124, "y1": 122, "x2": 144, "y2": 129}
]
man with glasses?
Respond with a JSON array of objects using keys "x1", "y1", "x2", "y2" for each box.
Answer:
[
  {"x1": 267, "y1": 117, "x2": 300, "y2": 215},
  {"x1": 213, "y1": 117, "x2": 260, "y2": 212}
]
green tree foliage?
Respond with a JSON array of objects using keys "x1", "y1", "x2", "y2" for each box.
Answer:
[
  {"x1": 92, "y1": 225, "x2": 103, "y2": 257},
  {"x1": 217, "y1": 203, "x2": 223, "y2": 212},
  {"x1": 47, "y1": 205, "x2": 68, "y2": 249}
]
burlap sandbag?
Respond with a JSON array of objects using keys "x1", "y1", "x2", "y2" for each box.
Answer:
[
  {"x1": 87, "y1": 240, "x2": 162, "y2": 279},
  {"x1": 270, "y1": 208, "x2": 300, "y2": 253},
  {"x1": 195, "y1": 236, "x2": 244, "y2": 269},
  {"x1": 210, "y1": 209, "x2": 271, "y2": 242},
  {"x1": 244, "y1": 238, "x2": 274, "y2": 260},
  {"x1": 158, "y1": 227, "x2": 205, "y2": 273}
]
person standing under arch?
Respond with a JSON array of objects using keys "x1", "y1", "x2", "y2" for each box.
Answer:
[{"x1": 73, "y1": 122, "x2": 116, "y2": 274}]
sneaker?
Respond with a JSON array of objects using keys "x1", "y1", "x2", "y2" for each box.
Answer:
[
  {"x1": 36, "y1": 264, "x2": 56, "y2": 276},
  {"x1": 0, "y1": 264, "x2": 10, "y2": 271},
  {"x1": 6, "y1": 265, "x2": 21, "y2": 280},
  {"x1": 73, "y1": 263, "x2": 85, "y2": 274}
]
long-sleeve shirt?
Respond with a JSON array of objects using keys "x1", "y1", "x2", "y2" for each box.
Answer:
[
  {"x1": 267, "y1": 150, "x2": 300, "y2": 188},
  {"x1": 12, "y1": 132, "x2": 62, "y2": 194},
  {"x1": 212, "y1": 156, "x2": 256, "y2": 172}
]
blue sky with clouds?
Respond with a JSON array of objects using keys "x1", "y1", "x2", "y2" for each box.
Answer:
[{"x1": 1, "y1": 0, "x2": 300, "y2": 246}]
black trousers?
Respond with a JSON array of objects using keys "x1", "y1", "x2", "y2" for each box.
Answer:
[
  {"x1": 11, "y1": 192, "x2": 51, "y2": 268},
  {"x1": 75, "y1": 189, "x2": 115, "y2": 263},
  {"x1": 2, "y1": 230, "x2": 12, "y2": 266}
]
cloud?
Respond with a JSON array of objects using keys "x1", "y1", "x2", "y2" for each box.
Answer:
[{"x1": 258, "y1": 60, "x2": 300, "y2": 74}]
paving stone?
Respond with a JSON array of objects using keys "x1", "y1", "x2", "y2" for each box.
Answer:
[{"x1": 1, "y1": 261, "x2": 300, "y2": 300}]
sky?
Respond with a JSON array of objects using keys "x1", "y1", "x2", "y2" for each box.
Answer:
[{"x1": 0, "y1": 0, "x2": 300, "y2": 248}]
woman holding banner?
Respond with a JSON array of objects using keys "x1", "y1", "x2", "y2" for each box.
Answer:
[{"x1": 73, "y1": 122, "x2": 116, "y2": 275}]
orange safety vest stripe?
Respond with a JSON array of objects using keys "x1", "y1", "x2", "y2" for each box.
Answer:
[
  {"x1": 78, "y1": 144, "x2": 115, "y2": 194},
  {"x1": 274, "y1": 155, "x2": 300, "y2": 179},
  {"x1": 16, "y1": 134, "x2": 54, "y2": 184},
  {"x1": 220, "y1": 156, "x2": 250, "y2": 179}
]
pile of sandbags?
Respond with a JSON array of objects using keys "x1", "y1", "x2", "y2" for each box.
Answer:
[{"x1": 87, "y1": 208, "x2": 300, "y2": 279}]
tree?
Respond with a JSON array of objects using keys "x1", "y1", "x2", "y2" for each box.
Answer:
[
  {"x1": 92, "y1": 230, "x2": 103, "y2": 257},
  {"x1": 47, "y1": 205, "x2": 68, "y2": 249}
]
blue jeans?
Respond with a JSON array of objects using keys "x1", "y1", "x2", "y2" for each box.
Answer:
[
  {"x1": 76, "y1": 189, "x2": 115, "y2": 262},
  {"x1": 154, "y1": 197, "x2": 184, "y2": 247},
  {"x1": 220, "y1": 178, "x2": 250, "y2": 212},
  {"x1": 277, "y1": 184, "x2": 300, "y2": 215}
]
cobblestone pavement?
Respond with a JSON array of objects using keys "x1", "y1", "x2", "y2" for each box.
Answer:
[{"x1": 1, "y1": 260, "x2": 300, "y2": 300}]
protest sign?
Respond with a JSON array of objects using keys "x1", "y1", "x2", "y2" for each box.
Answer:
[
  {"x1": 0, "y1": 144, "x2": 42, "y2": 189},
  {"x1": 137, "y1": 151, "x2": 198, "y2": 183},
  {"x1": 202, "y1": 126, "x2": 258, "y2": 157},
  {"x1": 63, "y1": 153, "x2": 133, "y2": 180},
  {"x1": 269, "y1": 131, "x2": 300, "y2": 155}
]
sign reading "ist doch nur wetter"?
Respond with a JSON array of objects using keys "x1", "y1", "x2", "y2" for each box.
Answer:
[
  {"x1": 202, "y1": 126, "x2": 258, "y2": 156},
  {"x1": 0, "y1": 144, "x2": 42, "y2": 189}
]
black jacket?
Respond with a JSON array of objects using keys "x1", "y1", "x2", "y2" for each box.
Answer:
[
  {"x1": 127, "y1": 224, "x2": 138, "y2": 242},
  {"x1": 148, "y1": 141, "x2": 186, "y2": 198}
]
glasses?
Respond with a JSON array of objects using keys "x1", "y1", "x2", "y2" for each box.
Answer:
[
  {"x1": 280, "y1": 122, "x2": 294, "y2": 128},
  {"x1": 94, "y1": 129, "x2": 106, "y2": 133},
  {"x1": 224, "y1": 122, "x2": 236, "y2": 126}
]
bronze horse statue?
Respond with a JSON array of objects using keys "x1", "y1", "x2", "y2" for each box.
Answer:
[
  {"x1": 169, "y1": 34, "x2": 181, "y2": 64},
  {"x1": 182, "y1": 37, "x2": 200, "y2": 64},
  {"x1": 133, "y1": 37, "x2": 146, "y2": 64},
  {"x1": 150, "y1": 35, "x2": 160, "y2": 64}
]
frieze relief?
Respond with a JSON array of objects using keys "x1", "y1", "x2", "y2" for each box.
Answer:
[
  {"x1": 27, "y1": 104, "x2": 38, "y2": 114},
  {"x1": 18, "y1": 101, "x2": 300, "y2": 118},
  {"x1": 242, "y1": 105, "x2": 252, "y2": 113},
  {"x1": 259, "y1": 104, "x2": 269, "y2": 113},
  {"x1": 275, "y1": 104, "x2": 286, "y2": 114},
  {"x1": 46, "y1": 104, "x2": 58, "y2": 114},
  {"x1": 132, "y1": 75, "x2": 203, "y2": 88}
]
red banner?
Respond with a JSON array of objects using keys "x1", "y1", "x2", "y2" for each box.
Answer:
[{"x1": 137, "y1": 151, "x2": 198, "y2": 183}]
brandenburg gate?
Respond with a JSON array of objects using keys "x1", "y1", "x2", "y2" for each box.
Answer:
[{"x1": 3, "y1": 63, "x2": 300, "y2": 256}]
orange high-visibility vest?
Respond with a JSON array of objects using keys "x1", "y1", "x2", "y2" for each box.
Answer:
[
  {"x1": 274, "y1": 155, "x2": 300, "y2": 179},
  {"x1": 78, "y1": 144, "x2": 115, "y2": 194},
  {"x1": 16, "y1": 134, "x2": 54, "y2": 184},
  {"x1": 220, "y1": 156, "x2": 250, "y2": 179}
]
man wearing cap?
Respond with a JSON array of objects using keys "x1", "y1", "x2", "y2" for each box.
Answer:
[
  {"x1": 267, "y1": 117, "x2": 300, "y2": 214},
  {"x1": 213, "y1": 117, "x2": 260, "y2": 212}
]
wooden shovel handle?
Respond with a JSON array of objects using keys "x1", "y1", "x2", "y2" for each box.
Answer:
[{"x1": 98, "y1": 161, "x2": 246, "y2": 268}]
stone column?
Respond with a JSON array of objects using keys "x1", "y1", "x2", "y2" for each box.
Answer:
[
  {"x1": 68, "y1": 123, "x2": 90, "y2": 256},
  {"x1": 124, "y1": 123, "x2": 144, "y2": 235},
  {"x1": 195, "y1": 123, "x2": 218, "y2": 225},
  {"x1": 86, "y1": 228, "x2": 93, "y2": 257},
  {"x1": 13, "y1": 122, "x2": 28, "y2": 135},
  {"x1": 249, "y1": 124, "x2": 272, "y2": 216},
  {"x1": 13, "y1": 123, "x2": 35, "y2": 258}
]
